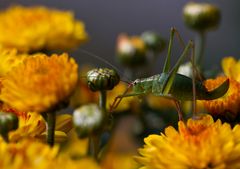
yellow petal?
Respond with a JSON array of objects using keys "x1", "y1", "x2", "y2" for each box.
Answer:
[
  {"x1": 55, "y1": 114, "x2": 73, "y2": 133},
  {"x1": 40, "y1": 131, "x2": 68, "y2": 143},
  {"x1": 222, "y1": 57, "x2": 236, "y2": 77}
]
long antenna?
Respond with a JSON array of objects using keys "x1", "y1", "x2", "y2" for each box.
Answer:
[
  {"x1": 77, "y1": 48, "x2": 131, "y2": 82},
  {"x1": 174, "y1": 28, "x2": 186, "y2": 49}
]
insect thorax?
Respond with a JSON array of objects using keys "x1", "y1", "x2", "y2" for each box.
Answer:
[{"x1": 132, "y1": 74, "x2": 163, "y2": 94}]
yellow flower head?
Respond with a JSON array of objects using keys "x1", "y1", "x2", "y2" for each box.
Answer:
[
  {"x1": 9, "y1": 110, "x2": 46, "y2": 142},
  {"x1": 135, "y1": 115, "x2": 240, "y2": 169},
  {"x1": 222, "y1": 57, "x2": 240, "y2": 82},
  {"x1": 0, "y1": 6, "x2": 88, "y2": 52},
  {"x1": 55, "y1": 156, "x2": 100, "y2": 169},
  {"x1": 0, "y1": 108, "x2": 73, "y2": 143},
  {"x1": 101, "y1": 152, "x2": 140, "y2": 169},
  {"x1": 0, "y1": 139, "x2": 59, "y2": 169},
  {"x1": 0, "y1": 49, "x2": 27, "y2": 77},
  {"x1": 0, "y1": 53, "x2": 78, "y2": 113},
  {"x1": 203, "y1": 76, "x2": 240, "y2": 120},
  {"x1": 0, "y1": 139, "x2": 100, "y2": 169}
]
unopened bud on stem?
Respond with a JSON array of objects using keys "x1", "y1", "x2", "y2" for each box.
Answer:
[
  {"x1": 0, "y1": 112, "x2": 18, "y2": 142},
  {"x1": 141, "y1": 31, "x2": 166, "y2": 54},
  {"x1": 183, "y1": 2, "x2": 221, "y2": 32},
  {"x1": 87, "y1": 68, "x2": 120, "y2": 92},
  {"x1": 73, "y1": 104, "x2": 104, "y2": 138}
]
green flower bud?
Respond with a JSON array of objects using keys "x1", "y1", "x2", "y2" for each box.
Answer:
[
  {"x1": 73, "y1": 104, "x2": 104, "y2": 138},
  {"x1": 87, "y1": 68, "x2": 120, "y2": 92},
  {"x1": 183, "y1": 2, "x2": 221, "y2": 31},
  {"x1": 0, "y1": 112, "x2": 18, "y2": 141},
  {"x1": 116, "y1": 34, "x2": 146, "y2": 67},
  {"x1": 141, "y1": 31, "x2": 166, "y2": 54}
]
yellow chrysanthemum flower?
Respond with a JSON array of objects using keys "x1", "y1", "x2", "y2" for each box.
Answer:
[
  {"x1": 222, "y1": 57, "x2": 240, "y2": 82},
  {"x1": 9, "y1": 110, "x2": 46, "y2": 141},
  {"x1": 0, "y1": 139, "x2": 100, "y2": 169},
  {"x1": 63, "y1": 129, "x2": 140, "y2": 169},
  {"x1": 0, "y1": 49, "x2": 27, "y2": 77},
  {"x1": 0, "y1": 139, "x2": 59, "y2": 169},
  {"x1": 55, "y1": 156, "x2": 100, "y2": 169},
  {"x1": 102, "y1": 152, "x2": 140, "y2": 169},
  {"x1": 203, "y1": 76, "x2": 240, "y2": 120},
  {"x1": 0, "y1": 6, "x2": 88, "y2": 52},
  {"x1": 135, "y1": 115, "x2": 240, "y2": 169},
  {"x1": 61, "y1": 129, "x2": 89, "y2": 158},
  {"x1": 0, "y1": 108, "x2": 72, "y2": 143},
  {"x1": 0, "y1": 53, "x2": 78, "y2": 113}
]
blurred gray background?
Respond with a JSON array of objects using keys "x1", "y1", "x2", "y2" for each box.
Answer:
[{"x1": 0, "y1": 0, "x2": 239, "y2": 74}]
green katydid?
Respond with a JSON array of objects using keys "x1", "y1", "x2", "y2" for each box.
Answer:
[{"x1": 110, "y1": 28, "x2": 229, "y2": 120}]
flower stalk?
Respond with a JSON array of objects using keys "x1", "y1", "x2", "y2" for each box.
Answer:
[
  {"x1": 183, "y1": 2, "x2": 221, "y2": 71},
  {"x1": 195, "y1": 31, "x2": 205, "y2": 71},
  {"x1": 86, "y1": 68, "x2": 120, "y2": 160},
  {"x1": 46, "y1": 111, "x2": 56, "y2": 146},
  {"x1": 88, "y1": 90, "x2": 107, "y2": 160},
  {"x1": 99, "y1": 90, "x2": 107, "y2": 113}
]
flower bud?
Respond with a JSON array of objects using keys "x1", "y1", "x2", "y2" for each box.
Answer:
[
  {"x1": 0, "y1": 112, "x2": 18, "y2": 137},
  {"x1": 183, "y1": 2, "x2": 221, "y2": 31},
  {"x1": 141, "y1": 31, "x2": 166, "y2": 54},
  {"x1": 87, "y1": 68, "x2": 120, "y2": 92},
  {"x1": 73, "y1": 104, "x2": 104, "y2": 138},
  {"x1": 177, "y1": 62, "x2": 192, "y2": 78},
  {"x1": 116, "y1": 34, "x2": 146, "y2": 67}
]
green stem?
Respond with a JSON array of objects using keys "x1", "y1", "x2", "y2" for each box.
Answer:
[
  {"x1": 87, "y1": 136, "x2": 95, "y2": 157},
  {"x1": 88, "y1": 135, "x2": 100, "y2": 160},
  {"x1": 88, "y1": 90, "x2": 108, "y2": 160},
  {"x1": 46, "y1": 112, "x2": 56, "y2": 146},
  {"x1": 195, "y1": 31, "x2": 206, "y2": 71},
  {"x1": 99, "y1": 90, "x2": 107, "y2": 113}
]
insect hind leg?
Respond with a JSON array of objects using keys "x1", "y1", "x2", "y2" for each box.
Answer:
[
  {"x1": 173, "y1": 99, "x2": 183, "y2": 121},
  {"x1": 153, "y1": 94, "x2": 184, "y2": 121}
]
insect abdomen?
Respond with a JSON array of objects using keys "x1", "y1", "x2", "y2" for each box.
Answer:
[{"x1": 169, "y1": 74, "x2": 229, "y2": 100}]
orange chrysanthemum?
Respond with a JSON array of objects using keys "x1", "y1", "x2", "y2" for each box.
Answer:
[
  {"x1": 135, "y1": 115, "x2": 240, "y2": 169},
  {"x1": 203, "y1": 76, "x2": 240, "y2": 120},
  {"x1": 0, "y1": 53, "x2": 78, "y2": 113}
]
